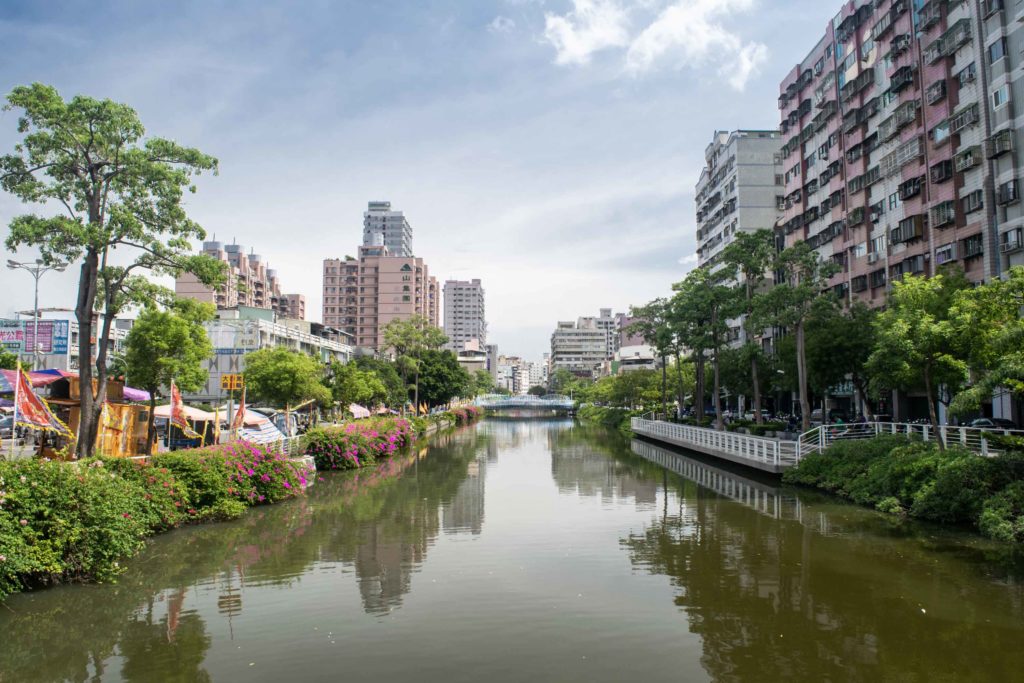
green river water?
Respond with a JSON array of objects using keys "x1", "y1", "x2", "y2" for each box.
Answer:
[{"x1": 2, "y1": 419, "x2": 1024, "y2": 682}]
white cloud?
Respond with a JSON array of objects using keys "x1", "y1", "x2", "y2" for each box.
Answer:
[
  {"x1": 544, "y1": 0, "x2": 767, "y2": 90},
  {"x1": 543, "y1": 0, "x2": 631, "y2": 65},
  {"x1": 678, "y1": 253, "x2": 698, "y2": 266},
  {"x1": 488, "y1": 16, "x2": 517, "y2": 34}
]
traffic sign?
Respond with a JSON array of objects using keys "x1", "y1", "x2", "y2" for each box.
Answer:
[{"x1": 221, "y1": 374, "x2": 244, "y2": 391}]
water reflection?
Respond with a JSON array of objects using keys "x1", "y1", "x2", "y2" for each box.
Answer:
[
  {"x1": 0, "y1": 427, "x2": 487, "y2": 682},
  {"x1": 549, "y1": 422, "x2": 659, "y2": 507},
  {"x1": 624, "y1": 436, "x2": 1024, "y2": 682}
]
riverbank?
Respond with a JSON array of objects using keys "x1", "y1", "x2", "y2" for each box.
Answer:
[
  {"x1": 575, "y1": 405, "x2": 639, "y2": 436},
  {"x1": 0, "y1": 407, "x2": 482, "y2": 602},
  {"x1": 783, "y1": 434, "x2": 1024, "y2": 542}
]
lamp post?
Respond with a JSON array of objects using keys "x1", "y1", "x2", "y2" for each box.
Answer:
[{"x1": 6, "y1": 258, "x2": 67, "y2": 369}]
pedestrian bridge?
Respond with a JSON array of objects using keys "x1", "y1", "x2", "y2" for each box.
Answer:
[{"x1": 476, "y1": 394, "x2": 575, "y2": 412}]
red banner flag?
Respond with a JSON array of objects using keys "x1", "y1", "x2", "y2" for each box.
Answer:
[
  {"x1": 230, "y1": 387, "x2": 246, "y2": 433},
  {"x1": 12, "y1": 365, "x2": 73, "y2": 438},
  {"x1": 170, "y1": 380, "x2": 201, "y2": 439}
]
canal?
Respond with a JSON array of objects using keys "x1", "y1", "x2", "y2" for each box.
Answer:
[{"x1": 3, "y1": 419, "x2": 1024, "y2": 682}]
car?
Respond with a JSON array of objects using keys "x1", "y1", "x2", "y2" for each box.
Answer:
[{"x1": 970, "y1": 417, "x2": 1018, "y2": 430}]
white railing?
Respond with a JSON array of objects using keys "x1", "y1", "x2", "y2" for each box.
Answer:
[
  {"x1": 796, "y1": 422, "x2": 1024, "y2": 457},
  {"x1": 631, "y1": 417, "x2": 800, "y2": 469}
]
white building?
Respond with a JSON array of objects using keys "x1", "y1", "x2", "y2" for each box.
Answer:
[
  {"x1": 549, "y1": 309, "x2": 620, "y2": 378},
  {"x1": 363, "y1": 201, "x2": 413, "y2": 257},
  {"x1": 443, "y1": 279, "x2": 486, "y2": 353}
]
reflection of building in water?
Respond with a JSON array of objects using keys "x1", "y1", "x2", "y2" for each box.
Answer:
[
  {"x1": 443, "y1": 457, "x2": 486, "y2": 535},
  {"x1": 549, "y1": 427, "x2": 658, "y2": 507},
  {"x1": 354, "y1": 512, "x2": 438, "y2": 615}
]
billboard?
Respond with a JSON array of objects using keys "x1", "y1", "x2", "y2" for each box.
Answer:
[{"x1": 0, "y1": 320, "x2": 70, "y2": 355}]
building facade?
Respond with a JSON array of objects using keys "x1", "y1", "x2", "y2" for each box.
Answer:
[
  {"x1": 696, "y1": 130, "x2": 784, "y2": 268},
  {"x1": 363, "y1": 201, "x2": 413, "y2": 257},
  {"x1": 777, "y1": 0, "x2": 1022, "y2": 311},
  {"x1": 322, "y1": 246, "x2": 439, "y2": 352},
  {"x1": 176, "y1": 240, "x2": 305, "y2": 318},
  {"x1": 443, "y1": 279, "x2": 487, "y2": 352}
]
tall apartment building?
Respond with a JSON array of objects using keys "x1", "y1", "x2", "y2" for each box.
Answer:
[
  {"x1": 443, "y1": 279, "x2": 487, "y2": 352},
  {"x1": 549, "y1": 310, "x2": 618, "y2": 378},
  {"x1": 363, "y1": 201, "x2": 413, "y2": 257},
  {"x1": 322, "y1": 246, "x2": 439, "y2": 351},
  {"x1": 777, "y1": 0, "x2": 1022, "y2": 311},
  {"x1": 696, "y1": 130, "x2": 784, "y2": 267},
  {"x1": 176, "y1": 240, "x2": 305, "y2": 319}
]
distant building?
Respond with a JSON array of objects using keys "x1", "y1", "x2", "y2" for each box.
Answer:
[
  {"x1": 322, "y1": 245, "x2": 439, "y2": 352},
  {"x1": 189, "y1": 307, "x2": 352, "y2": 402},
  {"x1": 0, "y1": 312, "x2": 127, "y2": 373},
  {"x1": 175, "y1": 240, "x2": 304, "y2": 318},
  {"x1": 615, "y1": 313, "x2": 647, "y2": 348},
  {"x1": 443, "y1": 279, "x2": 486, "y2": 353},
  {"x1": 615, "y1": 345, "x2": 658, "y2": 373},
  {"x1": 549, "y1": 309, "x2": 621, "y2": 378},
  {"x1": 363, "y1": 201, "x2": 413, "y2": 258}
]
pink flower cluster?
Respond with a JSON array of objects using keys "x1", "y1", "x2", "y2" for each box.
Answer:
[
  {"x1": 188, "y1": 441, "x2": 313, "y2": 504},
  {"x1": 304, "y1": 417, "x2": 414, "y2": 471}
]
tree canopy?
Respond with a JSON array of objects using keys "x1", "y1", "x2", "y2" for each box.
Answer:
[{"x1": 243, "y1": 347, "x2": 331, "y2": 409}]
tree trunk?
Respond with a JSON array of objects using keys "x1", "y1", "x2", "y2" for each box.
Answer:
[
  {"x1": 853, "y1": 378, "x2": 873, "y2": 420},
  {"x1": 796, "y1": 322, "x2": 811, "y2": 432},
  {"x1": 413, "y1": 365, "x2": 420, "y2": 415},
  {"x1": 75, "y1": 252, "x2": 100, "y2": 459},
  {"x1": 713, "y1": 345, "x2": 723, "y2": 431},
  {"x1": 923, "y1": 365, "x2": 944, "y2": 450},
  {"x1": 674, "y1": 350, "x2": 685, "y2": 418},
  {"x1": 660, "y1": 353, "x2": 667, "y2": 419},
  {"x1": 751, "y1": 353, "x2": 763, "y2": 424},
  {"x1": 695, "y1": 352, "x2": 705, "y2": 420},
  {"x1": 146, "y1": 394, "x2": 157, "y2": 456}
]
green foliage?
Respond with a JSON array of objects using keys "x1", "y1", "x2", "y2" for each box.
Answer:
[
  {"x1": 472, "y1": 369, "x2": 494, "y2": 396},
  {"x1": 243, "y1": 346, "x2": 331, "y2": 408},
  {"x1": 577, "y1": 404, "x2": 642, "y2": 436},
  {"x1": 806, "y1": 300, "x2": 876, "y2": 402},
  {"x1": 417, "y1": 349, "x2": 471, "y2": 407},
  {"x1": 786, "y1": 435, "x2": 1024, "y2": 542},
  {"x1": 352, "y1": 357, "x2": 406, "y2": 407},
  {"x1": 125, "y1": 299, "x2": 214, "y2": 397},
  {"x1": 0, "y1": 349, "x2": 16, "y2": 369},
  {"x1": 527, "y1": 385, "x2": 547, "y2": 396},
  {"x1": 328, "y1": 361, "x2": 388, "y2": 410}
]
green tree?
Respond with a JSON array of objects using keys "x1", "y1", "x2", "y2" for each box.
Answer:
[
  {"x1": 866, "y1": 272, "x2": 970, "y2": 445},
  {"x1": 758, "y1": 243, "x2": 837, "y2": 431},
  {"x1": 806, "y1": 300, "x2": 877, "y2": 419},
  {"x1": 721, "y1": 229, "x2": 775, "y2": 424},
  {"x1": 629, "y1": 299, "x2": 674, "y2": 417},
  {"x1": 472, "y1": 369, "x2": 494, "y2": 396},
  {"x1": 124, "y1": 299, "x2": 215, "y2": 453},
  {"x1": 417, "y1": 349, "x2": 471, "y2": 408},
  {"x1": 671, "y1": 266, "x2": 735, "y2": 429},
  {"x1": 527, "y1": 385, "x2": 547, "y2": 397},
  {"x1": 382, "y1": 315, "x2": 448, "y2": 412},
  {"x1": 243, "y1": 347, "x2": 331, "y2": 426},
  {"x1": 353, "y1": 356, "x2": 406, "y2": 408},
  {"x1": 0, "y1": 349, "x2": 17, "y2": 370},
  {"x1": 329, "y1": 361, "x2": 388, "y2": 413},
  {"x1": 1, "y1": 83, "x2": 224, "y2": 457},
  {"x1": 949, "y1": 265, "x2": 1024, "y2": 415}
]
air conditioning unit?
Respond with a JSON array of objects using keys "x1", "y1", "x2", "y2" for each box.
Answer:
[
  {"x1": 1002, "y1": 239, "x2": 1023, "y2": 253},
  {"x1": 867, "y1": 252, "x2": 880, "y2": 264}
]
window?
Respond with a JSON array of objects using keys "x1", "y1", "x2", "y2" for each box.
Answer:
[
  {"x1": 956, "y1": 62, "x2": 976, "y2": 89},
  {"x1": 930, "y1": 159, "x2": 953, "y2": 183},
  {"x1": 932, "y1": 120, "x2": 951, "y2": 145},
  {"x1": 992, "y1": 85, "x2": 1010, "y2": 109},
  {"x1": 935, "y1": 242, "x2": 958, "y2": 265},
  {"x1": 989, "y1": 38, "x2": 1007, "y2": 65},
  {"x1": 961, "y1": 189, "x2": 984, "y2": 214},
  {"x1": 870, "y1": 268, "x2": 887, "y2": 288},
  {"x1": 962, "y1": 234, "x2": 984, "y2": 258},
  {"x1": 998, "y1": 180, "x2": 1019, "y2": 205},
  {"x1": 889, "y1": 191, "x2": 901, "y2": 210}
]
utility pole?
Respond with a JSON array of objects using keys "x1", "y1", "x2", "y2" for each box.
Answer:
[{"x1": 7, "y1": 258, "x2": 67, "y2": 369}]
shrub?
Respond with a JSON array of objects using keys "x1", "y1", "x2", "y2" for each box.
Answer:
[
  {"x1": 979, "y1": 482, "x2": 1024, "y2": 543},
  {"x1": 99, "y1": 457, "x2": 187, "y2": 530},
  {"x1": 304, "y1": 417, "x2": 414, "y2": 471},
  {"x1": 783, "y1": 434, "x2": 911, "y2": 493},
  {"x1": 910, "y1": 450, "x2": 1011, "y2": 524}
]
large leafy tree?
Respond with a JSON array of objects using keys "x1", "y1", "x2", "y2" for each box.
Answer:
[
  {"x1": 806, "y1": 300, "x2": 877, "y2": 419},
  {"x1": 628, "y1": 299, "x2": 674, "y2": 417},
  {"x1": 417, "y1": 349, "x2": 471, "y2": 408},
  {"x1": 866, "y1": 272, "x2": 970, "y2": 445},
  {"x1": 328, "y1": 361, "x2": 388, "y2": 413},
  {"x1": 124, "y1": 298, "x2": 215, "y2": 453},
  {"x1": 382, "y1": 315, "x2": 448, "y2": 411},
  {"x1": 758, "y1": 243, "x2": 837, "y2": 431},
  {"x1": 243, "y1": 347, "x2": 331, "y2": 415},
  {"x1": 472, "y1": 369, "x2": 495, "y2": 396},
  {"x1": 721, "y1": 229, "x2": 775, "y2": 423},
  {"x1": 353, "y1": 356, "x2": 406, "y2": 407},
  {"x1": 1, "y1": 83, "x2": 223, "y2": 457},
  {"x1": 949, "y1": 265, "x2": 1024, "y2": 416},
  {"x1": 671, "y1": 265, "x2": 735, "y2": 429}
]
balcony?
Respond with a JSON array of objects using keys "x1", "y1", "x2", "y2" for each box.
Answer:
[
  {"x1": 924, "y1": 19, "x2": 972, "y2": 64},
  {"x1": 935, "y1": 242, "x2": 958, "y2": 266},
  {"x1": 954, "y1": 145, "x2": 981, "y2": 172},
  {"x1": 851, "y1": 275, "x2": 868, "y2": 293},
  {"x1": 848, "y1": 206, "x2": 866, "y2": 226},
  {"x1": 870, "y1": 268, "x2": 887, "y2": 288},
  {"x1": 926, "y1": 79, "x2": 947, "y2": 105},
  {"x1": 949, "y1": 104, "x2": 980, "y2": 134},
  {"x1": 889, "y1": 66, "x2": 915, "y2": 93},
  {"x1": 899, "y1": 176, "x2": 923, "y2": 200},
  {"x1": 919, "y1": 1, "x2": 942, "y2": 31},
  {"x1": 962, "y1": 234, "x2": 984, "y2": 259},
  {"x1": 1002, "y1": 228, "x2": 1023, "y2": 253},
  {"x1": 891, "y1": 214, "x2": 925, "y2": 244},
  {"x1": 997, "y1": 180, "x2": 1019, "y2": 205},
  {"x1": 930, "y1": 200, "x2": 957, "y2": 228},
  {"x1": 930, "y1": 159, "x2": 953, "y2": 183},
  {"x1": 986, "y1": 129, "x2": 1015, "y2": 158}
]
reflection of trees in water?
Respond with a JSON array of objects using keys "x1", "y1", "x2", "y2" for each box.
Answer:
[
  {"x1": 621, "y1": 447, "x2": 1024, "y2": 682},
  {"x1": 548, "y1": 422, "x2": 662, "y2": 507},
  {"x1": 0, "y1": 427, "x2": 488, "y2": 681}
]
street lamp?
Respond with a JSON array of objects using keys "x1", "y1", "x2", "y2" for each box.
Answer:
[{"x1": 7, "y1": 258, "x2": 67, "y2": 369}]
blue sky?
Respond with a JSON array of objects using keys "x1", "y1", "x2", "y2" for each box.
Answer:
[{"x1": 1, "y1": 0, "x2": 836, "y2": 360}]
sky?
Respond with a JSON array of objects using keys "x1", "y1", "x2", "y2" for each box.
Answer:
[{"x1": 0, "y1": 0, "x2": 838, "y2": 361}]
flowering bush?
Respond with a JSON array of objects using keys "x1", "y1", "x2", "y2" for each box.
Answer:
[
  {"x1": 0, "y1": 441, "x2": 312, "y2": 601},
  {"x1": 449, "y1": 405, "x2": 481, "y2": 424},
  {"x1": 304, "y1": 417, "x2": 415, "y2": 470}
]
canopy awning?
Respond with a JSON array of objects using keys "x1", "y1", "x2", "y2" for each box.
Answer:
[
  {"x1": 349, "y1": 403, "x2": 371, "y2": 419},
  {"x1": 152, "y1": 404, "x2": 216, "y2": 421}
]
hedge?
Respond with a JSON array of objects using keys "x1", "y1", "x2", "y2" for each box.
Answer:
[
  {"x1": 0, "y1": 441, "x2": 311, "y2": 601},
  {"x1": 577, "y1": 405, "x2": 642, "y2": 436},
  {"x1": 783, "y1": 435, "x2": 1024, "y2": 542}
]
